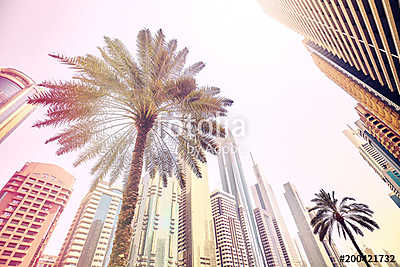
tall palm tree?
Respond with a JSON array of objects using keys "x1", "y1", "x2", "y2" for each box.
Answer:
[
  {"x1": 28, "y1": 29, "x2": 233, "y2": 267},
  {"x1": 309, "y1": 189, "x2": 379, "y2": 267}
]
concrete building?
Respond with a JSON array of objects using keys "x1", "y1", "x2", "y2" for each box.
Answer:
[
  {"x1": 56, "y1": 182, "x2": 122, "y2": 267},
  {"x1": 0, "y1": 68, "x2": 38, "y2": 144},
  {"x1": 0, "y1": 162, "x2": 74, "y2": 267},
  {"x1": 177, "y1": 164, "x2": 217, "y2": 267},
  {"x1": 217, "y1": 134, "x2": 266, "y2": 267},
  {"x1": 283, "y1": 182, "x2": 334, "y2": 267},
  {"x1": 251, "y1": 157, "x2": 300, "y2": 267},
  {"x1": 210, "y1": 190, "x2": 249, "y2": 267},
  {"x1": 128, "y1": 172, "x2": 180, "y2": 267},
  {"x1": 343, "y1": 123, "x2": 400, "y2": 203}
]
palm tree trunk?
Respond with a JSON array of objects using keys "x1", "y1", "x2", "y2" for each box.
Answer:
[
  {"x1": 340, "y1": 221, "x2": 371, "y2": 267},
  {"x1": 108, "y1": 126, "x2": 151, "y2": 267}
]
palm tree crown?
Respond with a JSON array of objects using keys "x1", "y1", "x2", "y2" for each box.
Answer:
[
  {"x1": 310, "y1": 189, "x2": 379, "y2": 243},
  {"x1": 29, "y1": 29, "x2": 232, "y2": 187},
  {"x1": 309, "y1": 189, "x2": 379, "y2": 267}
]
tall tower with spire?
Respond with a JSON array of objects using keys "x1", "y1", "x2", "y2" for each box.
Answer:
[
  {"x1": 217, "y1": 133, "x2": 266, "y2": 267},
  {"x1": 250, "y1": 155, "x2": 301, "y2": 267}
]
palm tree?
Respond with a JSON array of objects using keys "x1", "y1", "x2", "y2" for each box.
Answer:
[
  {"x1": 28, "y1": 29, "x2": 233, "y2": 267},
  {"x1": 309, "y1": 189, "x2": 379, "y2": 267}
]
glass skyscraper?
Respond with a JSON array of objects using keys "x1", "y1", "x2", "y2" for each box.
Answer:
[
  {"x1": 56, "y1": 182, "x2": 122, "y2": 267},
  {"x1": 217, "y1": 133, "x2": 266, "y2": 267},
  {"x1": 250, "y1": 157, "x2": 301, "y2": 267}
]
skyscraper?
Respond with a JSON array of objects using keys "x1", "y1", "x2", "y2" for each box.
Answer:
[
  {"x1": 0, "y1": 162, "x2": 74, "y2": 267},
  {"x1": 283, "y1": 182, "x2": 332, "y2": 267},
  {"x1": 177, "y1": 163, "x2": 217, "y2": 267},
  {"x1": 217, "y1": 134, "x2": 266, "y2": 267},
  {"x1": 128, "y1": 172, "x2": 180, "y2": 267},
  {"x1": 56, "y1": 182, "x2": 122, "y2": 267},
  {"x1": 210, "y1": 190, "x2": 250, "y2": 267},
  {"x1": 257, "y1": 0, "x2": 400, "y2": 135},
  {"x1": 0, "y1": 68, "x2": 37, "y2": 143},
  {"x1": 250, "y1": 156, "x2": 300, "y2": 267},
  {"x1": 343, "y1": 123, "x2": 400, "y2": 201},
  {"x1": 292, "y1": 238, "x2": 308, "y2": 267}
]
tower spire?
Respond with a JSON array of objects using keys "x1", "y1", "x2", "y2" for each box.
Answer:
[{"x1": 250, "y1": 152, "x2": 256, "y2": 166}]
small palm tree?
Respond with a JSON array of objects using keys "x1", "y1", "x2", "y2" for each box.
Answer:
[
  {"x1": 28, "y1": 29, "x2": 233, "y2": 267},
  {"x1": 309, "y1": 189, "x2": 379, "y2": 267}
]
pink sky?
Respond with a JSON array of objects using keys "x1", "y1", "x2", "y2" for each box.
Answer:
[{"x1": 1, "y1": 0, "x2": 399, "y2": 261}]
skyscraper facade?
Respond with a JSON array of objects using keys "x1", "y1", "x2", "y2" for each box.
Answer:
[
  {"x1": 217, "y1": 135, "x2": 266, "y2": 267},
  {"x1": 250, "y1": 157, "x2": 300, "y2": 267},
  {"x1": 56, "y1": 182, "x2": 122, "y2": 267},
  {"x1": 283, "y1": 182, "x2": 332, "y2": 267},
  {"x1": 177, "y1": 164, "x2": 217, "y2": 267},
  {"x1": 210, "y1": 190, "x2": 250, "y2": 267},
  {"x1": 0, "y1": 68, "x2": 37, "y2": 143},
  {"x1": 128, "y1": 173, "x2": 180, "y2": 267},
  {"x1": 0, "y1": 162, "x2": 74, "y2": 267},
  {"x1": 292, "y1": 238, "x2": 307, "y2": 267},
  {"x1": 258, "y1": 0, "x2": 400, "y2": 135},
  {"x1": 343, "y1": 123, "x2": 400, "y2": 201},
  {"x1": 252, "y1": 208, "x2": 286, "y2": 266}
]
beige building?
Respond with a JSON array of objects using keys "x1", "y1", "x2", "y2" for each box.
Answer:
[
  {"x1": 127, "y1": 172, "x2": 180, "y2": 267},
  {"x1": 0, "y1": 162, "x2": 74, "y2": 267},
  {"x1": 56, "y1": 182, "x2": 122, "y2": 267},
  {"x1": 177, "y1": 164, "x2": 217, "y2": 267},
  {"x1": 210, "y1": 190, "x2": 249, "y2": 267}
]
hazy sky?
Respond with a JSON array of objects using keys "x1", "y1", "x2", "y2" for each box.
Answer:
[{"x1": 1, "y1": 0, "x2": 399, "y2": 261}]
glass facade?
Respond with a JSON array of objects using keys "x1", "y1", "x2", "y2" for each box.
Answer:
[{"x1": 218, "y1": 134, "x2": 266, "y2": 267}]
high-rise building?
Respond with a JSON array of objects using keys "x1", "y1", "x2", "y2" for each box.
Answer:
[
  {"x1": 210, "y1": 190, "x2": 250, "y2": 267},
  {"x1": 177, "y1": 163, "x2": 217, "y2": 267},
  {"x1": 128, "y1": 172, "x2": 180, "y2": 267},
  {"x1": 389, "y1": 192, "x2": 400, "y2": 208},
  {"x1": 292, "y1": 238, "x2": 308, "y2": 267},
  {"x1": 253, "y1": 208, "x2": 287, "y2": 266},
  {"x1": 250, "y1": 156, "x2": 300, "y2": 267},
  {"x1": 0, "y1": 162, "x2": 74, "y2": 267},
  {"x1": 217, "y1": 134, "x2": 266, "y2": 267},
  {"x1": 0, "y1": 68, "x2": 37, "y2": 143},
  {"x1": 354, "y1": 104, "x2": 400, "y2": 166},
  {"x1": 37, "y1": 254, "x2": 57, "y2": 267},
  {"x1": 56, "y1": 182, "x2": 122, "y2": 267},
  {"x1": 343, "y1": 123, "x2": 400, "y2": 202},
  {"x1": 283, "y1": 182, "x2": 333, "y2": 267},
  {"x1": 257, "y1": 0, "x2": 400, "y2": 136}
]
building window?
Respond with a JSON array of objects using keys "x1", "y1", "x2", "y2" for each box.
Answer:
[
  {"x1": 2, "y1": 250, "x2": 12, "y2": 256},
  {"x1": 8, "y1": 260, "x2": 22, "y2": 266},
  {"x1": 7, "y1": 243, "x2": 17, "y2": 248}
]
